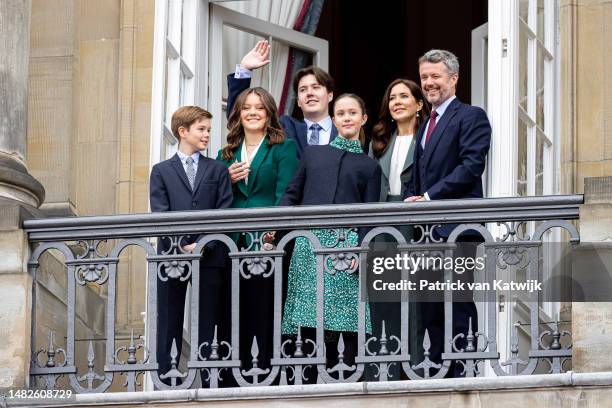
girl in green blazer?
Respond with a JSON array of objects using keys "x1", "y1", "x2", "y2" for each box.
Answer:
[{"x1": 216, "y1": 86, "x2": 298, "y2": 376}]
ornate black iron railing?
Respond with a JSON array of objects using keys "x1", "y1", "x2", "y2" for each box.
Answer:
[{"x1": 24, "y1": 195, "x2": 582, "y2": 392}]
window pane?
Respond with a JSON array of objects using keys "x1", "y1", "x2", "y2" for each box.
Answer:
[
  {"x1": 163, "y1": 55, "x2": 170, "y2": 125},
  {"x1": 180, "y1": 0, "x2": 186, "y2": 55},
  {"x1": 166, "y1": 0, "x2": 171, "y2": 37},
  {"x1": 220, "y1": 104, "x2": 228, "y2": 156},
  {"x1": 179, "y1": 70, "x2": 186, "y2": 106},
  {"x1": 520, "y1": 0, "x2": 529, "y2": 23},
  {"x1": 222, "y1": 25, "x2": 268, "y2": 102},
  {"x1": 519, "y1": 25, "x2": 528, "y2": 111},
  {"x1": 536, "y1": 131, "x2": 544, "y2": 195},
  {"x1": 162, "y1": 125, "x2": 177, "y2": 160},
  {"x1": 167, "y1": 0, "x2": 180, "y2": 46},
  {"x1": 536, "y1": 45, "x2": 545, "y2": 131},
  {"x1": 537, "y1": 0, "x2": 545, "y2": 44},
  {"x1": 517, "y1": 118, "x2": 528, "y2": 196}
]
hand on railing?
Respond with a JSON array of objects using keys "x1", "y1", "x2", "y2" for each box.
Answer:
[
  {"x1": 262, "y1": 231, "x2": 276, "y2": 251},
  {"x1": 182, "y1": 243, "x2": 196, "y2": 253}
]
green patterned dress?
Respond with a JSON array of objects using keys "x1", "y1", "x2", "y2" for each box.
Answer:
[{"x1": 281, "y1": 136, "x2": 372, "y2": 335}]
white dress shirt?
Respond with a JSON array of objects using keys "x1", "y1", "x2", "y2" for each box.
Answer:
[
  {"x1": 241, "y1": 138, "x2": 264, "y2": 185},
  {"x1": 420, "y1": 95, "x2": 456, "y2": 149},
  {"x1": 420, "y1": 95, "x2": 457, "y2": 200},
  {"x1": 389, "y1": 135, "x2": 413, "y2": 196},
  {"x1": 304, "y1": 116, "x2": 333, "y2": 146},
  {"x1": 176, "y1": 150, "x2": 200, "y2": 176}
]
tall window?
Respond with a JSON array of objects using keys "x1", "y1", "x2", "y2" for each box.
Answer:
[
  {"x1": 150, "y1": 0, "x2": 327, "y2": 163},
  {"x1": 151, "y1": 0, "x2": 198, "y2": 163},
  {"x1": 207, "y1": 3, "x2": 328, "y2": 156},
  {"x1": 516, "y1": 0, "x2": 557, "y2": 196}
]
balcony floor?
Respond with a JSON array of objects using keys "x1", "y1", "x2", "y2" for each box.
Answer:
[{"x1": 8, "y1": 372, "x2": 612, "y2": 408}]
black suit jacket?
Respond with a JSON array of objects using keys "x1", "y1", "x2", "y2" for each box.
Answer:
[
  {"x1": 150, "y1": 154, "x2": 233, "y2": 265},
  {"x1": 404, "y1": 97, "x2": 491, "y2": 237},
  {"x1": 281, "y1": 145, "x2": 381, "y2": 242},
  {"x1": 281, "y1": 145, "x2": 381, "y2": 206},
  {"x1": 227, "y1": 74, "x2": 337, "y2": 157}
]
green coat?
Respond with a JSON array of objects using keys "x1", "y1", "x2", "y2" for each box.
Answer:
[
  {"x1": 216, "y1": 137, "x2": 299, "y2": 208},
  {"x1": 368, "y1": 131, "x2": 415, "y2": 201}
]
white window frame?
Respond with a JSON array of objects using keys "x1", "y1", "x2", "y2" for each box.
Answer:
[
  {"x1": 487, "y1": 0, "x2": 561, "y2": 375},
  {"x1": 207, "y1": 3, "x2": 329, "y2": 157},
  {"x1": 150, "y1": 0, "x2": 208, "y2": 166}
]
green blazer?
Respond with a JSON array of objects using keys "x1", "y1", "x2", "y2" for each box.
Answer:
[
  {"x1": 216, "y1": 136, "x2": 299, "y2": 208},
  {"x1": 368, "y1": 131, "x2": 416, "y2": 202}
]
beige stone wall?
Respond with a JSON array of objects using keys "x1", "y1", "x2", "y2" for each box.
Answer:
[
  {"x1": 573, "y1": 177, "x2": 612, "y2": 373},
  {"x1": 114, "y1": 0, "x2": 156, "y2": 333},
  {"x1": 560, "y1": 0, "x2": 612, "y2": 194},
  {"x1": 27, "y1": 0, "x2": 154, "y2": 218},
  {"x1": 0, "y1": 221, "x2": 32, "y2": 387},
  {"x1": 27, "y1": 0, "x2": 77, "y2": 214},
  {"x1": 25, "y1": 0, "x2": 155, "y2": 378},
  {"x1": 27, "y1": 0, "x2": 121, "y2": 217}
]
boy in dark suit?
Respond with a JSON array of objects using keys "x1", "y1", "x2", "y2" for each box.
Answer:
[{"x1": 149, "y1": 106, "x2": 233, "y2": 386}]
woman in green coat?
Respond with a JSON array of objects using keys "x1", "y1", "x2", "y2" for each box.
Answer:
[{"x1": 216, "y1": 86, "x2": 298, "y2": 375}]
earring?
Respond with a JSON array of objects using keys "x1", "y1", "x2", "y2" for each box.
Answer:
[{"x1": 416, "y1": 110, "x2": 420, "y2": 118}]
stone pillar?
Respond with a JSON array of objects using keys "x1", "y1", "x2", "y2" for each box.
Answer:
[
  {"x1": 0, "y1": 0, "x2": 44, "y2": 207},
  {"x1": 573, "y1": 176, "x2": 612, "y2": 372},
  {"x1": 0, "y1": 0, "x2": 45, "y2": 388}
]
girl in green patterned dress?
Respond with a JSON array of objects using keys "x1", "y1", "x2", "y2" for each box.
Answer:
[{"x1": 280, "y1": 94, "x2": 382, "y2": 379}]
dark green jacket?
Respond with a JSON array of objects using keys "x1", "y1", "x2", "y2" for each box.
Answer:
[
  {"x1": 368, "y1": 131, "x2": 415, "y2": 202},
  {"x1": 216, "y1": 137, "x2": 299, "y2": 208}
]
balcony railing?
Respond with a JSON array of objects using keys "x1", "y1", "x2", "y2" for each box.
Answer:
[{"x1": 24, "y1": 195, "x2": 582, "y2": 393}]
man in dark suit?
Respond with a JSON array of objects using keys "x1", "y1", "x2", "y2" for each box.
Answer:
[
  {"x1": 227, "y1": 40, "x2": 337, "y2": 159},
  {"x1": 149, "y1": 106, "x2": 233, "y2": 386},
  {"x1": 403, "y1": 49, "x2": 492, "y2": 377}
]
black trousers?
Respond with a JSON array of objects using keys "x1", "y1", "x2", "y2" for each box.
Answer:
[
  {"x1": 156, "y1": 261, "x2": 232, "y2": 387},
  {"x1": 415, "y1": 234, "x2": 481, "y2": 378}
]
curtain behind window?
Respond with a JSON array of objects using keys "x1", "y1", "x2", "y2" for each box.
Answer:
[{"x1": 219, "y1": 0, "x2": 304, "y2": 103}]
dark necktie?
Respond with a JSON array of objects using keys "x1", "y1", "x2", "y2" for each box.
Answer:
[
  {"x1": 424, "y1": 110, "x2": 439, "y2": 147},
  {"x1": 309, "y1": 123, "x2": 321, "y2": 145},
  {"x1": 185, "y1": 156, "x2": 196, "y2": 190}
]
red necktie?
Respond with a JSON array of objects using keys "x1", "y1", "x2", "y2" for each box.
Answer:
[{"x1": 424, "y1": 110, "x2": 438, "y2": 146}]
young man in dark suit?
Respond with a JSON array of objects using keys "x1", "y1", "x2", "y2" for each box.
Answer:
[
  {"x1": 403, "y1": 49, "x2": 492, "y2": 377},
  {"x1": 226, "y1": 40, "x2": 337, "y2": 161},
  {"x1": 149, "y1": 106, "x2": 233, "y2": 386}
]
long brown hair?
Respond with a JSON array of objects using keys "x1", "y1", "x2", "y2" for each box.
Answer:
[
  {"x1": 333, "y1": 93, "x2": 367, "y2": 147},
  {"x1": 371, "y1": 79, "x2": 430, "y2": 159},
  {"x1": 221, "y1": 87, "x2": 285, "y2": 161}
]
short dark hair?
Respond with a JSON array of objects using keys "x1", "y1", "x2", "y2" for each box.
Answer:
[
  {"x1": 171, "y1": 106, "x2": 212, "y2": 141},
  {"x1": 292, "y1": 66, "x2": 335, "y2": 94}
]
